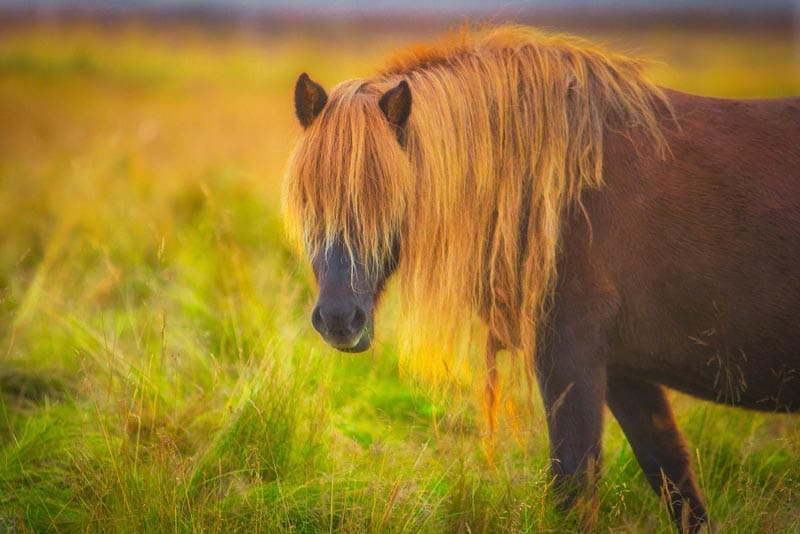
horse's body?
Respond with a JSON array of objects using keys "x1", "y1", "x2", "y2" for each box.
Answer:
[
  {"x1": 285, "y1": 26, "x2": 800, "y2": 532},
  {"x1": 589, "y1": 90, "x2": 800, "y2": 411},
  {"x1": 539, "y1": 90, "x2": 800, "y2": 529}
]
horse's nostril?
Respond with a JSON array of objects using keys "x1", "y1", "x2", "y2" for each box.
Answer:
[
  {"x1": 311, "y1": 306, "x2": 326, "y2": 335},
  {"x1": 350, "y1": 306, "x2": 366, "y2": 332}
]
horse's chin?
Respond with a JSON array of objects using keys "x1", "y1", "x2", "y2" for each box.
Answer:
[{"x1": 329, "y1": 330, "x2": 372, "y2": 353}]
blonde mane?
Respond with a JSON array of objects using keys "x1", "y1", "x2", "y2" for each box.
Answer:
[{"x1": 284, "y1": 25, "x2": 668, "y2": 389}]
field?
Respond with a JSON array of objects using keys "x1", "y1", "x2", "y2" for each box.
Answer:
[{"x1": 1, "y1": 19, "x2": 799, "y2": 532}]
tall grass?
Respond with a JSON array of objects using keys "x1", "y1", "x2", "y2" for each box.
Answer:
[{"x1": 0, "y1": 23, "x2": 798, "y2": 532}]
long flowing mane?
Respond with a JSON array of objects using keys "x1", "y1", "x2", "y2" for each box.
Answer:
[{"x1": 284, "y1": 25, "x2": 668, "y2": 386}]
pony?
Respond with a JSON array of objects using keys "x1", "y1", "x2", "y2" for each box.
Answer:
[{"x1": 283, "y1": 24, "x2": 800, "y2": 532}]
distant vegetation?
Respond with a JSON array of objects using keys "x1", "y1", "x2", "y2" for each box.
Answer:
[{"x1": 0, "y1": 22, "x2": 798, "y2": 532}]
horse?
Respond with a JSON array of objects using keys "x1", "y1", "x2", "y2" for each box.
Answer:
[{"x1": 283, "y1": 25, "x2": 800, "y2": 532}]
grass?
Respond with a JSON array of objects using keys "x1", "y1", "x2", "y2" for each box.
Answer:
[{"x1": 0, "y1": 21, "x2": 799, "y2": 532}]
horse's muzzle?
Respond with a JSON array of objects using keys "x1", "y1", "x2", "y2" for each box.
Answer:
[{"x1": 311, "y1": 302, "x2": 373, "y2": 352}]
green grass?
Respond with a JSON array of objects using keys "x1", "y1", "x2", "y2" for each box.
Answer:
[{"x1": 0, "y1": 23, "x2": 798, "y2": 532}]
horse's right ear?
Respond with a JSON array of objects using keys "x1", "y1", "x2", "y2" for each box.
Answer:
[{"x1": 295, "y1": 73, "x2": 328, "y2": 129}]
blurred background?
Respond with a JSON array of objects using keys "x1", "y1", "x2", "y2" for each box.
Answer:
[{"x1": 0, "y1": 1, "x2": 798, "y2": 532}]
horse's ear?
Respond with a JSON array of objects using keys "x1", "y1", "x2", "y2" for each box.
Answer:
[
  {"x1": 379, "y1": 80, "x2": 412, "y2": 132},
  {"x1": 295, "y1": 73, "x2": 328, "y2": 129}
]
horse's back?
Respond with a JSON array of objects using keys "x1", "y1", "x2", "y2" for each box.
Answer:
[{"x1": 593, "y1": 90, "x2": 800, "y2": 411}]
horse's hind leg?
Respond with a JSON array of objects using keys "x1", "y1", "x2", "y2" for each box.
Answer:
[{"x1": 606, "y1": 373, "x2": 707, "y2": 533}]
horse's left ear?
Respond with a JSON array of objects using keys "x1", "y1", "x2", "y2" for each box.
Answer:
[{"x1": 379, "y1": 80, "x2": 412, "y2": 132}]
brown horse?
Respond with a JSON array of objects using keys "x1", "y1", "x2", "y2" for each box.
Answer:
[{"x1": 283, "y1": 25, "x2": 800, "y2": 532}]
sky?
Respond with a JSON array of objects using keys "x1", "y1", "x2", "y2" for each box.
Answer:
[{"x1": 0, "y1": 0, "x2": 794, "y2": 11}]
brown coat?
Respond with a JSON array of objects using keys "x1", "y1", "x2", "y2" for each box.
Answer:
[{"x1": 540, "y1": 90, "x2": 800, "y2": 529}]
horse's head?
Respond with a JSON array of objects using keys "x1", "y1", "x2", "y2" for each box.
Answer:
[{"x1": 288, "y1": 73, "x2": 411, "y2": 352}]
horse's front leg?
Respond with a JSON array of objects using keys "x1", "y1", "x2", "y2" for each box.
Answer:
[
  {"x1": 535, "y1": 317, "x2": 608, "y2": 515},
  {"x1": 606, "y1": 373, "x2": 707, "y2": 532}
]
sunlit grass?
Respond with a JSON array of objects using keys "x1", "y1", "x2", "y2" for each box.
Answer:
[{"x1": 0, "y1": 23, "x2": 798, "y2": 532}]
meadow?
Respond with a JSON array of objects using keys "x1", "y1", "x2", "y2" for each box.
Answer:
[{"x1": 0, "y1": 19, "x2": 799, "y2": 532}]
